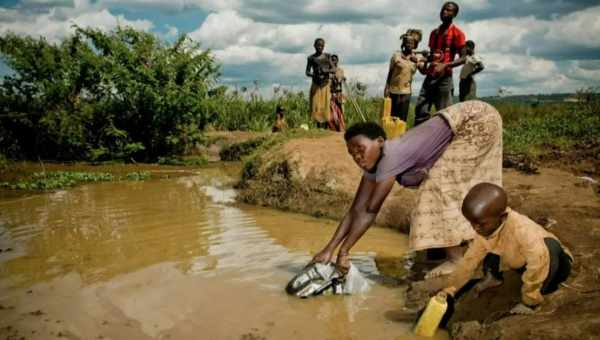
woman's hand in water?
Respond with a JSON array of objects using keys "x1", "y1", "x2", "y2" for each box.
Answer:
[{"x1": 309, "y1": 247, "x2": 333, "y2": 266}]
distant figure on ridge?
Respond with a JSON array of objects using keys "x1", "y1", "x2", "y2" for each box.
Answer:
[
  {"x1": 306, "y1": 38, "x2": 334, "y2": 129},
  {"x1": 272, "y1": 105, "x2": 288, "y2": 133},
  {"x1": 329, "y1": 54, "x2": 346, "y2": 132}
]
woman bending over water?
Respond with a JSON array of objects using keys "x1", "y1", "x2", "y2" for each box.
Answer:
[{"x1": 310, "y1": 100, "x2": 503, "y2": 278}]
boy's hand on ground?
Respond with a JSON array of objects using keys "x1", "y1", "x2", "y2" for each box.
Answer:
[{"x1": 510, "y1": 303, "x2": 536, "y2": 315}]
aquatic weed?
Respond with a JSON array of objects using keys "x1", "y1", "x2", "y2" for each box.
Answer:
[
  {"x1": 125, "y1": 171, "x2": 151, "y2": 181},
  {"x1": 0, "y1": 171, "x2": 114, "y2": 191}
]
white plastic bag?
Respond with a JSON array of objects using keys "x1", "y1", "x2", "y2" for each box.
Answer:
[{"x1": 286, "y1": 262, "x2": 371, "y2": 297}]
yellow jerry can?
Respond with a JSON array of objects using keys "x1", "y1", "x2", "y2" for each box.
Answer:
[
  {"x1": 382, "y1": 96, "x2": 392, "y2": 118},
  {"x1": 414, "y1": 293, "x2": 448, "y2": 337},
  {"x1": 381, "y1": 116, "x2": 406, "y2": 139}
]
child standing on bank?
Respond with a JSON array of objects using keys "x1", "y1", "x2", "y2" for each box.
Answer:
[
  {"x1": 272, "y1": 105, "x2": 288, "y2": 133},
  {"x1": 384, "y1": 29, "x2": 426, "y2": 122},
  {"x1": 459, "y1": 40, "x2": 484, "y2": 102}
]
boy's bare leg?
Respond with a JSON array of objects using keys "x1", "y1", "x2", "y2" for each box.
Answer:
[{"x1": 473, "y1": 272, "x2": 504, "y2": 296}]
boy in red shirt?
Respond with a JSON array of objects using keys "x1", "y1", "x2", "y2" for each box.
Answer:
[{"x1": 414, "y1": 2, "x2": 467, "y2": 126}]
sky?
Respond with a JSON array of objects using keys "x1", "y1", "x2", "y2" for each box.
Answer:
[{"x1": 0, "y1": 0, "x2": 599, "y2": 97}]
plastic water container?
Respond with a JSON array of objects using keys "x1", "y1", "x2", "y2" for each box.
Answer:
[
  {"x1": 414, "y1": 293, "x2": 448, "y2": 337},
  {"x1": 381, "y1": 116, "x2": 406, "y2": 139},
  {"x1": 382, "y1": 96, "x2": 392, "y2": 117}
]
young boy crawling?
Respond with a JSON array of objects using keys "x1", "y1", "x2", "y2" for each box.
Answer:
[{"x1": 441, "y1": 182, "x2": 573, "y2": 315}]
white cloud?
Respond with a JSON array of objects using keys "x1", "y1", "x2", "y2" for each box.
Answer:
[
  {"x1": 163, "y1": 25, "x2": 179, "y2": 39},
  {"x1": 463, "y1": 6, "x2": 600, "y2": 54},
  {"x1": 568, "y1": 60, "x2": 600, "y2": 82},
  {"x1": 190, "y1": 10, "x2": 433, "y2": 62},
  {"x1": 545, "y1": 6, "x2": 600, "y2": 48},
  {"x1": 0, "y1": 2, "x2": 153, "y2": 43},
  {"x1": 99, "y1": 0, "x2": 186, "y2": 12},
  {"x1": 462, "y1": 16, "x2": 540, "y2": 53}
]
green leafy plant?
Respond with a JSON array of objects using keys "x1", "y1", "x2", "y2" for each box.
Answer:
[{"x1": 0, "y1": 26, "x2": 220, "y2": 161}]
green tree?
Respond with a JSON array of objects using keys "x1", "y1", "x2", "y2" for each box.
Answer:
[{"x1": 0, "y1": 26, "x2": 220, "y2": 161}]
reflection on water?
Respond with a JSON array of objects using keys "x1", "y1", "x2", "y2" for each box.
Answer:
[{"x1": 0, "y1": 167, "x2": 448, "y2": 340}]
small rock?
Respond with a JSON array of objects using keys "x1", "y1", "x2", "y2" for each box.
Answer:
[
  {"x1": 29, "y1": 310, "x2": 44, "y2": 316},
  {"x1": 577, "y1": 176, "x2": 599, "y2": 185}
]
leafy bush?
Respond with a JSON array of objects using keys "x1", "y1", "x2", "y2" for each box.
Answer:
[{"x1": 0, "y1": 26, "x2": 220, "y2": 161}]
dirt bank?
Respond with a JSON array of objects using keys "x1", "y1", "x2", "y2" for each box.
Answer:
[
  {"x1": 238, "y1": 131, "x2": 600, "y2": 339},
  {"x1": 195, "y1": 131, "x2": 268, "y2": 162}
]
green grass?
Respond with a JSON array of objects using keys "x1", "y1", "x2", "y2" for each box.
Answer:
[
  {"x1": 494, "y1": 100, "x2": 600, "y2": 155},
  {"x1": 223, "y1": 90, "x2": 599, "y2": 174},
  {"x1": 207, "y1": 91, "x2": 385, "y2": 132}
]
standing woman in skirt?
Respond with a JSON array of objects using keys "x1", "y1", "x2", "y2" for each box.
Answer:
[{"x1": 306, "y1": 38, "x2": 334, "y2": 129}]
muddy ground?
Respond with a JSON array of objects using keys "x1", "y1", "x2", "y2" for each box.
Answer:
[{"x1": 234, "y1": 131, "x2": 600, "y2": 340}]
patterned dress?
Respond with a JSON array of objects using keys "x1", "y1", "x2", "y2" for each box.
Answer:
[{"x1": 409, "y1": 100, "x2": 503, "y2": 250}]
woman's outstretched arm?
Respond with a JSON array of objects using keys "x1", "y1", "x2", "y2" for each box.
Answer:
[
  {"x1": 335, "y1": 176, "x2": 395, "y2": 270},
  {"x1": 311, "y1": 175, "x2": 396, "y2": 268}
]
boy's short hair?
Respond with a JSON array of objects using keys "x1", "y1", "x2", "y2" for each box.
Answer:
[
  {"x1": 314, "y1": 38, "x2": 325, "y2": 45},
  {"x1": 331, "y1": 54, "x2": 339, "y2": 61},
  {"x1": 401, "y1": 29, "x2": 422, "y2": 44},
  {"x1": 344, "y1": 122, "x2": 386, "y2": 142},
  {"x1": 276, "y1": 105, "x2": 285, "y2": 114},
  {"x1": 443, "y1": 1, "x2": 460, "y2": 16},
  {"x1": 466, "y1": 40, "x2": 475, "y2": 49}
]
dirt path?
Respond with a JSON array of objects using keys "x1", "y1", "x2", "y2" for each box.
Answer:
[{"x1": 238, "y1": 132, "x2": 600, "y2": 339}]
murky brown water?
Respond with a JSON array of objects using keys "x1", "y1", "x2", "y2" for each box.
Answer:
[{"x1": 0, "y1": 165, "x2": 448, "y2": 340}]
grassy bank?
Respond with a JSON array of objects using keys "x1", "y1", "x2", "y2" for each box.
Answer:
[{"x1": 213, "y1": 90, "x2": 599, "y2": 175}]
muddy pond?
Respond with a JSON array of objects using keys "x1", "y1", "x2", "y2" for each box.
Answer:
[{"x1": 0, "y1": 165, "x2": 448, "y2": 340}]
